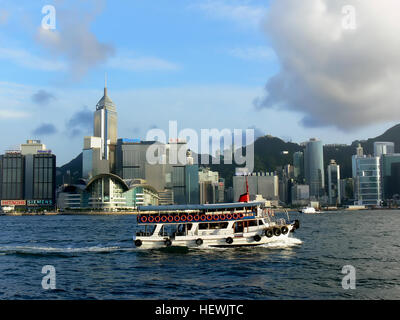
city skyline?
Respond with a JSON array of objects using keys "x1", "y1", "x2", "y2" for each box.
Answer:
[{"x1": 1, "y1": 1, "x2": 400, "y2": 165}]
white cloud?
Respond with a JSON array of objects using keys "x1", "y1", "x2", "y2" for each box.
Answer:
[
  {"x1": 0, "y1": 47, "x2": 66, "y2": 71},
  {"x1": 191, "y1": 0, "x2": 267, "y2": 29},
  {"x1": 35, "y1": 0, "x2": 114, "y2": 80},
  {"x1": 255, "y1": 0, "x2": 400, "y2": 131}
]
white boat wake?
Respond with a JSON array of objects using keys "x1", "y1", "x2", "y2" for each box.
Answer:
[{"x1": 0, "y1": 245, "x2": 136, "y2": 254}]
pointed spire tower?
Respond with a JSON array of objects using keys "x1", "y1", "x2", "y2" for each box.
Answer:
[{"x1": 93, "y1": 73, "x2": 118, "y2": 170}]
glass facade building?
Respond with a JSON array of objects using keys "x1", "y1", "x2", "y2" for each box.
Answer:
[
  {"x1": 352, "y1": 155, "x2": 381, "y2": 206},
  {"x1": 304, "y1": 138, "x2": 325, "y2": 199},
  {"x1": 327, "y1": 160, "x2": 341, "y2": 205},
  {"x1": 0, "y1": 150, "x2": 56, "y2": 208},
  {"x1": 0, "y1": 153, "x2": 24, "y2": 200},
  {"x1": 293, "y1": 151, "x2": 304, "y2": 183},
  {"x1": 381, "y1": 153, "x2": 400, "y2": 200}
]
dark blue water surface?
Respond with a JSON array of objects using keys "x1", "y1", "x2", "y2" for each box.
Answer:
[{"x1": 0, "y1": 210, "x2": 399, "y2": 300}]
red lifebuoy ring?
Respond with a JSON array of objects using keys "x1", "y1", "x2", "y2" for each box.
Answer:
[
  {"x1": 233, "y1": 213, "x2": 239, "y2": 220},
  {"x1": 148, "y1": 216, "x2": 154, "y2": 223},
  {"x1": 174, "y1": 215, "x2": 180, "y2": 222},
  {"x1": 213, "y1": 215, "x2": 219, "y2": 221},
  {"x1": 161, "y1": 216, "x2": 167, "y2": 222},
  {"x1": 200, "y1": 215, "x2": 207, "y2": 221},
  {"x1": 154, "y1": 216, "x2": 161, "y2": 223},
  {"x1": 219, "y1": 214, "x2": 226, "y2": 220},
  {"x1": 187, "y1": 215, "x2": 193, "y2": 222},
  {"x1": 181, "y1": 215, "x2": 187, "y2": 222},
  {"x1": 194, "y1": 215, "x2": 200, "y2": 221},
  {"x1": 206, "y1": 215, "x2": 212, "y2": 221},
  {"x1": 239, "y1": 213, "x2": 244, "y2": 219},
  {"x1": 226, "y1": 214, "x2": 232, "y2": 220},
  {"x1": 140, "y1": 216, "x2": 147, "y2": 223},
  {"x1": 167, "y1": 216, "x2": 173, "y2": 223}
]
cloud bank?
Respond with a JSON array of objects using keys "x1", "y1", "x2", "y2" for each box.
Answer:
[
  {"x1": 255, "y1": 0, "x2": 400, "y2": 131},
  {"x1": 35, "y1": 0, "x2": 114, "y2": 80}
]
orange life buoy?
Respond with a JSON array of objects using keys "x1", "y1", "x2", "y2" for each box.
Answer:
[
  {"x1": 140, "y1": 216, "x2": 147, "y2": 223},
  {"x1": 239, "y1": 213, "x2": 244, "y2": 219},
  {"x1": 167, "y1": 216, "x2": 173, "y2": 223},
  {"x1": 181, "y1": 215, "x2": 187, "y2": 222},
  {"x1": 219, "y1": 214, "x2": 226, "y2": 220},
  {"x1": 200, "y1": 215, "x2": 207, "y2": 221},
  {"x1": 206, "y1": 215, "x2": 212, "y2": 221},
  {"x1": 226, "y1": 214, "x2": 232, "y2": 220},
  {"x1": 148, "y1": 216, "x2": 154, "y2": 223},
  {"x1": 213, "y1": 215, "x2": 219, "y2": 221},
  {"x1": 232, "y1": 213, "x2": 239, "y2": 220},
  {"x1": 174, "y1": 215, "x2": 180, "y2": 222},
  {"x1": 154, "y1": 216, "x2": 161, "y2": 223},
  {"x1": 161, "y1": 216, "x2": 167, "y2": 222},
  {"x1": 194, "y1": 215, "x2": 200, "y2": 221},
  {"x1": 187, "y1": 215, "x2": 193, "y2": 222}
]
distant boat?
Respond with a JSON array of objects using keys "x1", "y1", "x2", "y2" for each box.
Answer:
[{"x1": 301, "y1": 207, "x2": 321, "y2": 214}]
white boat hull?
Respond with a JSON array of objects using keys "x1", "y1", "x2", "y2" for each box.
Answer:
[{"x1": 134, "y1": 224, "x2": 295, "y2": 249}]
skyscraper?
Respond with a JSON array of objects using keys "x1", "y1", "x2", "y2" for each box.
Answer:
[
  {"x1": 327, "y1": 159, "x2": 341, "y2": 205},
  {"x1": 304, "y1": 138, "x2": 325, "y2": 199},
  {"x1": 0, "y1": 140, "x2": 56, "y2": 209},
  {"x1": 82, "y1": 78, "x2": 118, "y2": 178},
  {"x1": 352, "y1": 145, "x2": 381, "y2": 206},
  {"x1": 293, "y1": 151, "x2": 304, "y2": 183}
]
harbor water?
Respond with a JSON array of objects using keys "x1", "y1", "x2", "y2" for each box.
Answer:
[{"x1": 0, "y1": 210, "x2": 399, "y2": 299}]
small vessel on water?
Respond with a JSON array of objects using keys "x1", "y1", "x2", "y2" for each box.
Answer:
[
  {"x1": 300, "y1": 206, "x2": 322, "y2": 214},
  {"x1": 133, "y1": 201, "x2": 300, "y2": 249}
]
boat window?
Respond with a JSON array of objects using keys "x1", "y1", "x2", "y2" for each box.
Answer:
[
  {"x1": 234, "y1": 222, "x2": 244, "y2": 233},
  {"x1": 247, "y1": 219, "x2": 258, "y2": 227},
  {"x1": 209, "y1": 222, "x2": 228, "y2": 229},
  {"x1": 199, "y1": 222, "x2": 228, "y2": 230},
  {"x1": 137, "y1": 225, "x2": 156, "y2": 236}
]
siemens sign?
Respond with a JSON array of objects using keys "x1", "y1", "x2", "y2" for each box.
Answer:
[{"x1": 27, "y1": 200, "x2": 53, "y2": 206}]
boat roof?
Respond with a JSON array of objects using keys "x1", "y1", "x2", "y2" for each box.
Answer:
[{"x1": 137, "y1": 202, "x2": 264, "y2": 212}]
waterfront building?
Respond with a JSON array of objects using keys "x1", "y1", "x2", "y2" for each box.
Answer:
[
  {"x1": 352, "y1": 145, "x2": 381, "y2": 206},
  {"x1": 291, "y1": 184, "x2": 310, "y2": 206},
  {"x1": 233, "y1": 172, "x2": 278, "y2": 202},
  {"x1": 327, "y1": 159, "x2": 341, "y2": 206},
  {"x1": 65, "y1": 174, "x2": 160, "y2": 210},
  {"x1": 381, "y1": 153, "x2": 400, "y2": 200},
  {"x1": 116, "y1": 138, "x2": 199, "y2": 205},
  {"x1": 304, "y1": 138, "x2": 325, "y2": 199},
  {"x1": 340, "y1": 178, "x2": 354, "y2": 204},
  {"x1": 82, "y1": 81, "x2": 117, "y2": 179},
  {"x1": 0, "y1": 140, "x2": 56, "y2": 210}
]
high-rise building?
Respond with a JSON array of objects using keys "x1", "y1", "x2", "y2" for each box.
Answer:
[
  {"x1": 373, "y1": 142, "x2": 394, "y2": 158},
  {"x1": 352, "y1": 144, "x2": 381, "y2": 206},
  {"x1": 0, "y1": 140, "x2": 56, "y2": 209},
  {"x1": 233, "y1": 172, "x2": 278, "y2": 202},
  {"x1": 115, "y1": 138, "x2": 199, "y2": 204},
  {"x1": 304, "y1": 138, "x2": 325, "y2": 199},
  {"x1": 381, "y1": 153, "x2": 400, "y2": 200},
  {"x1": 83, "y1": 80, "x2": 117, "y2": 179},
  {"x1": 327, "y1": 159, "x2": 341, "y2": 206},
  {"x1": 293, "y1": 151, "x2": 304, "y2": 183},
  {"x1": 198, "y1": 167, "x2": 223, "y2": 204},
  {"x1": 291, "y1": 184, "x2": 310, "y2": 206}
]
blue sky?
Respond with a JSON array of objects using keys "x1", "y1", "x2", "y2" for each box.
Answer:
[{"x1": 0, "y1": 0, "x2": 398, "y2": 165}]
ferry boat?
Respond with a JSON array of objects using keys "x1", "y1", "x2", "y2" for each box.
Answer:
[{"x1": 133, "y1": 202, "x2": 300, "y2": 249}]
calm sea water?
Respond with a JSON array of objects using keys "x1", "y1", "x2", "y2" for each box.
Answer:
[{"x1": 0, "y1": 210, "x2": 399, "y2": 300}]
